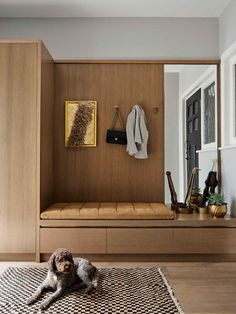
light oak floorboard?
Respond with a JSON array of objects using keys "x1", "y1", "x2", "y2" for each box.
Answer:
[{"x1": 0, "y1": 262, "x2": 235, "y2": 314}]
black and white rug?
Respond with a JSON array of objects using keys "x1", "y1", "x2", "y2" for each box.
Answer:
[{"x1": 0, "y1": 267, "x2": 184, "y2": 314}]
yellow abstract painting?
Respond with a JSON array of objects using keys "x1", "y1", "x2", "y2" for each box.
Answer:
[{"x1": 65, "y1": 100, "x2": 97, "y2": 147}]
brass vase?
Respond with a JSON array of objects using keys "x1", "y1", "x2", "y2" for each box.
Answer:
[
  {"x1": 198, "y1": 206, "x2": 208, "y2": 214},
  {"x1": 208, "y1": 204, "x2": 227, "y2": 218}
]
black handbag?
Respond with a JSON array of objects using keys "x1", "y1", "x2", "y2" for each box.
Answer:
[{"x1": 106, "y1": 107, "x2": 127, "y2": 145}]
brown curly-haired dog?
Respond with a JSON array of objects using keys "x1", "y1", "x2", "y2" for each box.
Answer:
[{"x1": 26, "y1": 248, "x2": 99, "y2": 310}]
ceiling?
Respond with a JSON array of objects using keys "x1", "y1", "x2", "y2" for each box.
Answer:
[{"x1": 0, "y1": 0, "x2": 232, "y2": 18}]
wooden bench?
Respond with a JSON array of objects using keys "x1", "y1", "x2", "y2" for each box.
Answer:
[{"x1": 38, "y1": 203, "x2": 236, "y2": 262}]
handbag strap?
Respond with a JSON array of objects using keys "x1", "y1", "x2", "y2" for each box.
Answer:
[{"x1": 111, "y1": 108, "x2": 126, "y2": 130}]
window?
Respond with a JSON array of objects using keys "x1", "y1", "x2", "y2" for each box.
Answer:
[{"x1": 204, "y1": 82, "x2": 215, "y2": 144}]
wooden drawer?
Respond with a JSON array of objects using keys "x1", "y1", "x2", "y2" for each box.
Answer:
[
  {"x1": 174, "y1": 228, "x2": 236, "y2": 254},
  {"x1": 40, "y1": 228, "x2": 106, "y2": 254},
  {"x1": 107, "y1": 228, "x2": 173, "y2": 254}
]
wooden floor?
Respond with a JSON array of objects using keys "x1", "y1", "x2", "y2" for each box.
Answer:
[{"x1": 0, "y1": 261, "x2": 236, "y2": 314}]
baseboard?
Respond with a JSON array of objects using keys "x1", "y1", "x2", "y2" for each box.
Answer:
[
  {"x1": 40, "y1": 253, "x2": 236, "y2": 263},
  {"x1": 0, "y1": 254, "x2": 35, "y2": 261}
]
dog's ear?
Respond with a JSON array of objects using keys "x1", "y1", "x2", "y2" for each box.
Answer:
[
  {"x1": 67, "y1": 251, "x2": 74, "y2": 263},
  {"x1": 48, "y1": 252, "x2": 56, "y2": 272}
]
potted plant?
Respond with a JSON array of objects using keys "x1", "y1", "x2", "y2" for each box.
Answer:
[
  {"x1": 191, "y1": 187, "x2": 202, "y2": 204},
  {"x1": 207, "y1": 193, "x2": 227, "y2": 218}
]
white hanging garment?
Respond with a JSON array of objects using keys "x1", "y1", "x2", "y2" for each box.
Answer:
[{"x1": 126, "y1": 104, "x2": 149, "y2": 159}]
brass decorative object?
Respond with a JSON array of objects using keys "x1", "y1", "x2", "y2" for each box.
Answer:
[
  {"x1": 198, "y1": 206, "x2": 208, "y2": 215},
  {"x1": 208, "y1": 204, "x2": 227, "y2": 218},
  {"x1": 207, "y1": 193, "x2": 227, "y2": 218},
  {"x1": 177, "y1": 205, "x2": 193, "y2": 214}
]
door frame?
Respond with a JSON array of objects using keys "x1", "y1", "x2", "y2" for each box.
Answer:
[{"x1": 179, "y1": 66, "x2": 217, "y2": 200}]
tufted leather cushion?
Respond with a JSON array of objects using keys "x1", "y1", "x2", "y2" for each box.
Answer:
[{"x1": 40, "y1": 202, "x2": 175, "y2": 220}]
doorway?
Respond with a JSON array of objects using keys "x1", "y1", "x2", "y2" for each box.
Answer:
[
  {"x1": 186, "y1": 88, "x2": 201, "y2": 186},
  {"x1": 164, "y1": 63, "x2": 219, "y2": 203}
]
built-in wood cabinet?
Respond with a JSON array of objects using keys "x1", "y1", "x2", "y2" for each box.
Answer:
[
  {"x1": 0, "y1": 41, "x2": 54, "y2": 257},
  {"x1": 39, "y1": 218, "x2": 236, "y2": 260},
  {"x1": 1, "y1": 41, "x2": 234, "y2": 262},
  {"x1": 174, "y1": 228, "x2": 236, "y2": 254},
  {"x1": 40, "y1": 228, "x2": 106, "y2": 254},
  {"x1": 107, "y1": 228, "x2": 173, "y2": 254}
]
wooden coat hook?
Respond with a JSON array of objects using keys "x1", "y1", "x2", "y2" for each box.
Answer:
[{"x1": 153, "y1": 106, "x2": 159, "y2": 113}]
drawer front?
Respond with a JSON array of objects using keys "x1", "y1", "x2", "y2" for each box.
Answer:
[
  {"x1": 174, "y1": 228, "x2": 236, "y2": 254},
  {"x1": 107, "y1": 228, "x2": 173, "y2": 254},
  {"x1": 40, "y1": 228, "x2": 106, "y2": 253}
]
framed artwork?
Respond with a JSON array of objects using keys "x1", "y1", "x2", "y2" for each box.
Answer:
[{"x1": 65, "y1": 100, "x2": 97, "y2": 147}]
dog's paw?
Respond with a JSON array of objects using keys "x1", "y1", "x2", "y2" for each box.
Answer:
[
  {"x1": 26, "y1": 297, "x2": 35, "y2": 305},
  {"x1": 39, "y1": 302, "x2": 49, "y2": 310},
  {"x1": 84, "y1": 287, "x2": 93, "y2": 294}
]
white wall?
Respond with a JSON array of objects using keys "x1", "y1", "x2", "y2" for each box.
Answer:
[
  {"x1": 164, "y1": 73, "x2": 179, "y2": 204},
  {"x1": 198, "y1": 150, "x2": 217, "y2": 192},
  {"x1": 219, "y1": 0, "x2": 236, "y2": 216},
  {"x1": 220, "y1": 42, "x2": 236, "y2": 216},
  {"x1": 179, "y1": 65, "x2": 212, "y2": 96},
  {"x1": 0, "y1": 17, "x2": 219, "y2": 59},
  {"x1": 219, "y1": 0, "x2": 236, "y2": 54},
  {"x1": 221, "y1": 147, "x2": 236, "y2": 217}
]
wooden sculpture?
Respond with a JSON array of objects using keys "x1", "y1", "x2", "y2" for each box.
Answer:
[
  {"x1": 166, "y1": 167, "x2": 200, "y2": 214},
  {"x1": 166, "y1": 171, "x2": 178, "y2": 210}
]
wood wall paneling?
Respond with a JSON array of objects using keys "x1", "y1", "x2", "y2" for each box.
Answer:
[
  {"x1": 54, "y1": 63, "x2": 164, "y2": 203},
  {"x1": 0, "y1": 43, "x2": 38, "y2": 253}
]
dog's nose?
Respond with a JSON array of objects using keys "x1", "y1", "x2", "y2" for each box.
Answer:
[{"x1": 65, "y1": 264, "x2": 70, "y2": 269}]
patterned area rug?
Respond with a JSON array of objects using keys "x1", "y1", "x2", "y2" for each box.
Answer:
[{"x1": 0, "y1": 267, "x2": 184, "y2": 314}]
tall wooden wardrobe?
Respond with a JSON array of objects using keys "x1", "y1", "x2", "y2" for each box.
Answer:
[{"x1": 0, "y1": 40, "x2": 54, "y2": 259}]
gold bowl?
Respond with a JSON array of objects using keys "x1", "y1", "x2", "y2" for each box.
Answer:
[
  {"x1": 208, "y1": 204, "x2": 227, "y2": 218},
  {"x1": 177, "y1": 206, "x2": 193, "y2": 214}
]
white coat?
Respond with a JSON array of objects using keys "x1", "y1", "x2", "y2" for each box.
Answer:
[{"x1": 126, "y1": 104, "x2": 149, "y2": 159}]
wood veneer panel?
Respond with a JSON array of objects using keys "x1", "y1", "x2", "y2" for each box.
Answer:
[
  {"x1": 174, "y1": 228, "x2": 236, "y2": 254},
  {"x1": 107, "y1": 228, "x2": 173, "y2": 253},
  {"x1": 40, "y1": 228, "x2": 106, "y2": 253},
  {"x1": 0, "y1": 43, "x2": 38, "y2": 253},
  {"x1": 40, "y1": 215, "x2": 236, "y2": 228},
  {"x1": 54, "y1": 63, "x2": 164, "y2": 202},
  {"x1": 40, "y1": 43, "x2": 54, "y2": 211}
]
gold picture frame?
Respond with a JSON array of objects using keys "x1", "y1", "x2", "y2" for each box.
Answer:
[{"x1": 65, "y1": 100, "x2": 97, "y2": 147}]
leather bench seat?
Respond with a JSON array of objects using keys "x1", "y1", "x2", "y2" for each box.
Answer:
[{"x1": 40, "y1": 202, "x2": 175, "y2": 220}]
